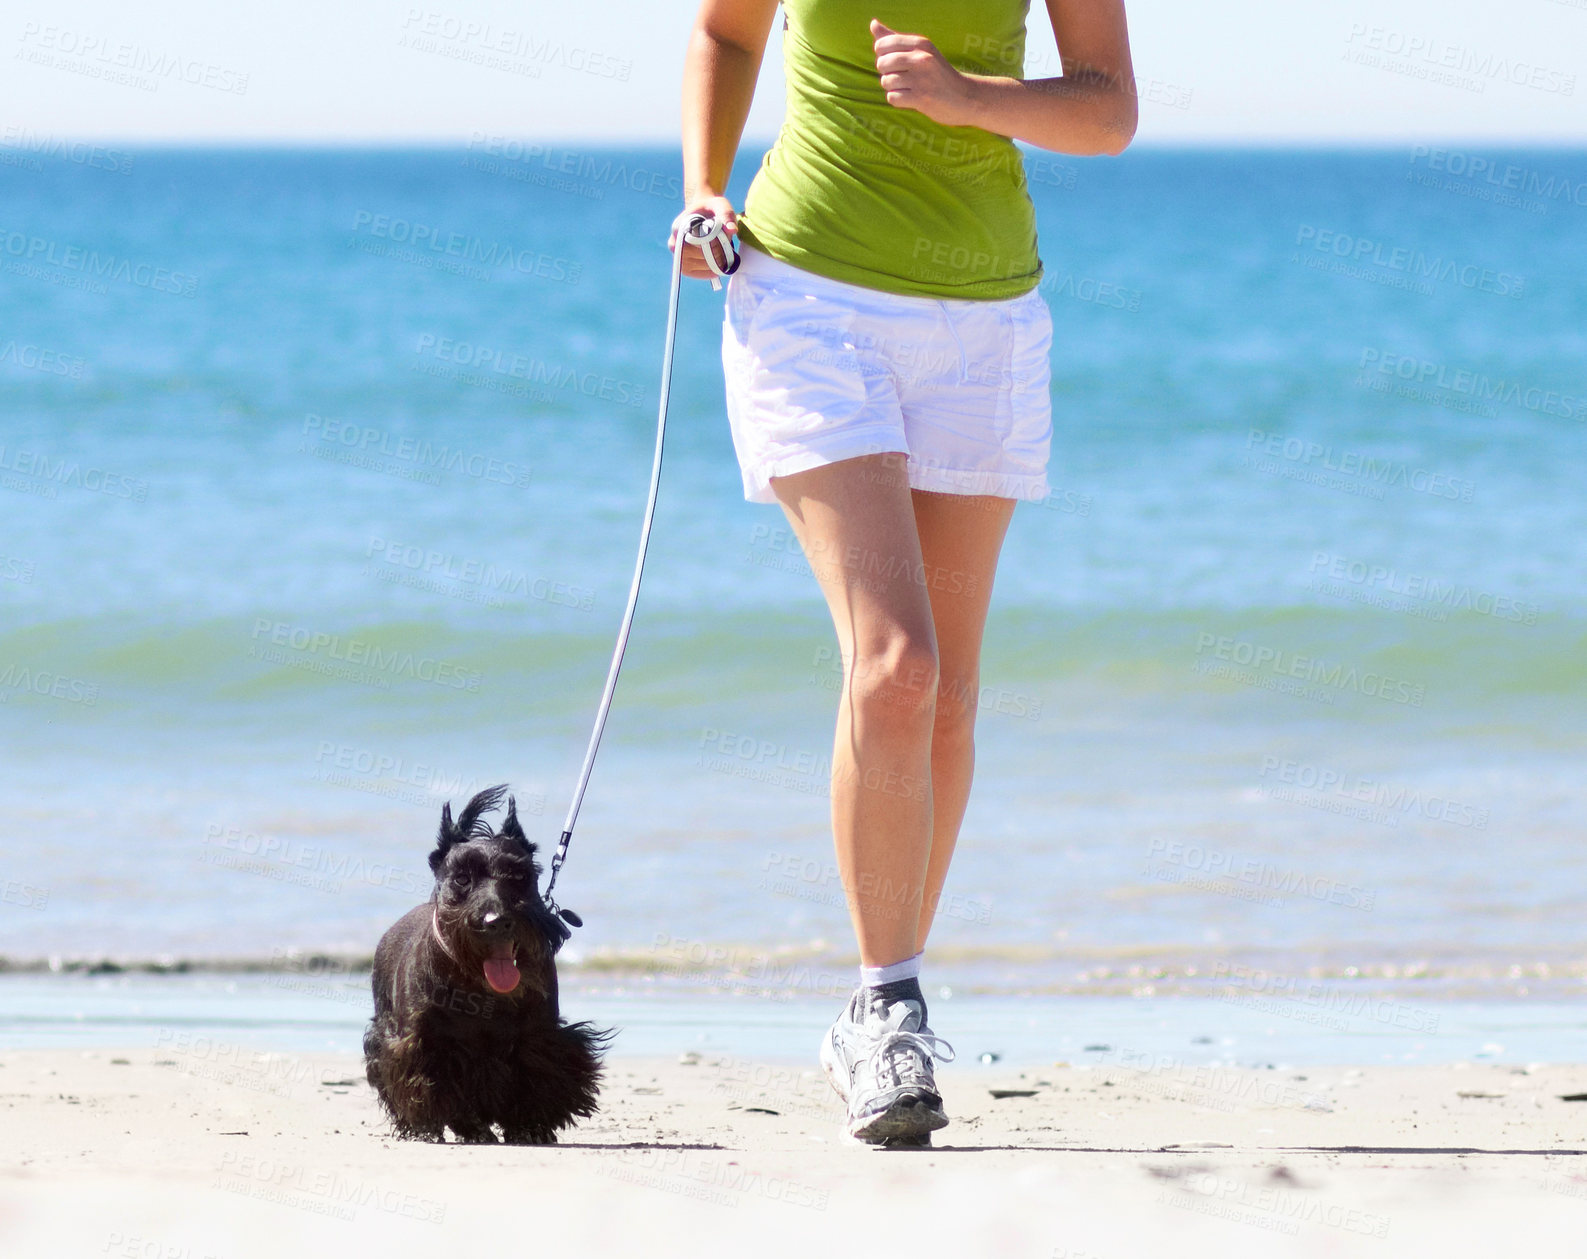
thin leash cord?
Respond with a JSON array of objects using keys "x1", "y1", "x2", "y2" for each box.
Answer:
[{"x1": 542, "y1": 212, "x2": 739, "y2": 926}]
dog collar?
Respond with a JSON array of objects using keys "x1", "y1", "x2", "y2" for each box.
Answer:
[{"x1": 430, "y1": 908, "x2": 460, "y2": 964}]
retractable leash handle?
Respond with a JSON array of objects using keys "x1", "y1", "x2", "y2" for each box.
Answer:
[
  {"x1": 682, "y1": 211, "x2": 743, "y2": 291},
  {"x1": 542, "y1": 212, "x2": 739, "y2": 932}
]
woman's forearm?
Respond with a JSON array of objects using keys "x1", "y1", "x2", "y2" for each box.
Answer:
[
  {"x1": 960, "y1": 70, "x2": 1138, "y2": 157},
  {"x1": 871, "y1": 9, "x2": 1137, "y2": 159},
  {"x1": 682, "y1": 28, "x2": 765, "y2": 202}
]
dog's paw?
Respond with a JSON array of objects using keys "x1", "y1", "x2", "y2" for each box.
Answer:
[{"x1": 501, "y1": 1128, "x2": 558, "y2": 1146}]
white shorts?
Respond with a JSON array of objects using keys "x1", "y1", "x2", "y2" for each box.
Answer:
[{"x1": 721, "y1": 244, "x2": 1053, "y2": 504}]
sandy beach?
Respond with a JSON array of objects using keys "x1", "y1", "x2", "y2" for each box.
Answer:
[{"x1": 3, "y1": 1045, "x2": 1584, "y2": 1256}]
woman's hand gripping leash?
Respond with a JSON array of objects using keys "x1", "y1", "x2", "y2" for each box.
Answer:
[
  {"x1": 539, "y1": 207, "x2": 740, "y2": 939},
  {"x1": 668, "y1": 203, "x2": 741, "y2": 289}
]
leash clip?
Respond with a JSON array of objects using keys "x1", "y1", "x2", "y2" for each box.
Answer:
[{"x1": 542, "y1": 829, "x2": 582, "y2": 932}]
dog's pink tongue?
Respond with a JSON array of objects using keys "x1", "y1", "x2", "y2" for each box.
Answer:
[{"x1": 482, "y1": 946, "x2": 519, "y2": 995}]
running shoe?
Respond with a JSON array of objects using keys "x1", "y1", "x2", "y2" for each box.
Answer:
[{"x1": 819, "y1": 988, "x2": 955, "y2": 1144}]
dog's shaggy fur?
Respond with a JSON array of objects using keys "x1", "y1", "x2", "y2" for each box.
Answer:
[{"x1": 363, "y1": 785, "x2": 606, "y2": 1143}]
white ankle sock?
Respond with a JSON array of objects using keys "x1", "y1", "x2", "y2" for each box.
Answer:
[{"x1": 860, "y1": 950, "x2": 922, "y2": 989}]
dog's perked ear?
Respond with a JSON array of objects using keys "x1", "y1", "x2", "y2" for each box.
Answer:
[
  {"x1": 498, "y1": 795, "x2": 537, "y2": 859},
  {"x1": 429, "y1": 802, "x2": 459, "y2": 875},
  {"x1": 429, "y1": 784, "x2": 510, "y2": 873}
]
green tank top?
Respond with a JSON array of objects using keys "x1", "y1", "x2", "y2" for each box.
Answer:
[{"x1": 738, "y1": 0, "x2": 1042, "y2": 300}]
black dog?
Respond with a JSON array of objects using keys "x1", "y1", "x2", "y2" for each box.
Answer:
[{"x1": 363, "y1": 785, "x2": 606, "y2": 1143}]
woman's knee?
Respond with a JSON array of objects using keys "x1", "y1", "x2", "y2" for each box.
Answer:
[{"x1": 846, "y1": 634, "x2": 940, "y2": 728}]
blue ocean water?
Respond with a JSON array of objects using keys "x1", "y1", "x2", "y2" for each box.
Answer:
[{"x1": 1, "y1": 146, "x2": 1584, "y2": 1005}]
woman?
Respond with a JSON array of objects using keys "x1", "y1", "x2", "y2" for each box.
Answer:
[{"x1": 674, "y1": 1, "x2": 1136, "y2": 1145}]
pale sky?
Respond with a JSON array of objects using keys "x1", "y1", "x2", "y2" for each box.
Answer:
[{"x1": 2, "y1": 0, "x2": 1583, "y2": 145}]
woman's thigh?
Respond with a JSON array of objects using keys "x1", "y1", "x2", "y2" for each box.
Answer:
[
  {"x1": 910, "y1": 488, "x2": 1016, "y2": 720},
  {"x1": 769, "y1": 453, "x2": 939, "y2": 683}
]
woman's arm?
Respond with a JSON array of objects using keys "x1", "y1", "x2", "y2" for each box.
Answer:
[
  {"x1": 676, "y1": 0, "x2": 780, "y2": 279},
  {"x1": 873, "y1": 0, "x2": 1137, "y2": 157}
]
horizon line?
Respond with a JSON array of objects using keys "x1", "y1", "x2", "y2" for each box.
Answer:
[{"x1": 7, "y1": 135, "x2": 1586, "y2": 153}]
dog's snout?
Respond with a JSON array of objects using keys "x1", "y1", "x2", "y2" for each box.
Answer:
[{"x1": 477, "y1": 909, "x2": 510, "y2": 936}]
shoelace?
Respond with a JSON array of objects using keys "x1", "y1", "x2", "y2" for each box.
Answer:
[{"x1": 867, "y1": 1025, "x2": 956, "y2": 1091}]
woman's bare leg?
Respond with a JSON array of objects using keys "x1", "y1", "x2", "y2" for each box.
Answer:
[
  {"x1": 908, "y1": 488, "x2": 1016, "y2": 952},
  {"x1": 771, "y1": 457, "x2": 1018, "y2": 967},
  {"x1": 771, "y1": 454, "x2": 939, "y2": 968}
]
